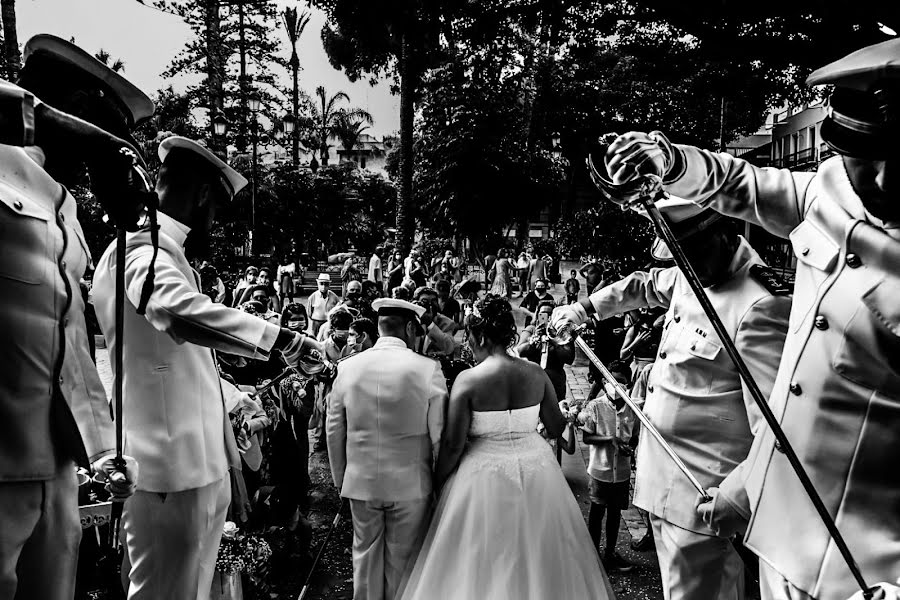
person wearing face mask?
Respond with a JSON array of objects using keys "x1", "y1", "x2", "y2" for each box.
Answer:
[
  {"x1": 519, "y1": 279, "x2": 553, "y2": 323},
  {"x1": 262, "y1": 303, "x2": 321, "y2": 529},
  {"x1": 348, "y1": 317, "x2": 378, "y2": 355},
  {"x1": 587, "y1": 38, "x2": 900, "y2": 600},
  {"x1": 283, "y1": 302, "x2": 311, "y2": 335},
  {"x1": 552, "y1": 197, "x2": 791, "y2": 600},
  {"x1": 308, "y1": 273, "x2": 340, "y2": 337}
]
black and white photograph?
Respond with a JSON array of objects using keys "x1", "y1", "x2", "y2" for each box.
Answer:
[{"x1": 0, "y1": 0, "x2": 898, "y2": 599}]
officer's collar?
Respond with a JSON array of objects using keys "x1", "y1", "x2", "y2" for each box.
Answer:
[
  {"x1": 156, "y1": 211, "x2": 191, "y2": 248},
  {"x1": 709, "y1": 235, "x2": 756, "y2": 289}
]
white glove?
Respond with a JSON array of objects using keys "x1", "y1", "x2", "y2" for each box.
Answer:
[
  {"x1": 604, "y1": 131, "x2": 677, "y2": 185},
  {"x1": 550, "y1": 302, "x2": 589, "y2": 334},
  {"x1": 695, "y1": 486, "x2": 749, "y2": 539},
  {"x1": 92, "y1": 454, "x2": 139, "y2": 502},
  {"x1": 238, "y1": 393, "x2": 262, "y2": 415},
  {"x1": 846, "y1": 581, "x2": 900, "y2": 600}
]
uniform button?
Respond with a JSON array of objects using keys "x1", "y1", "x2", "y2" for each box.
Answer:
[
  {"x1": 61, "y1": 261, "x2": 67, "y2": 268},
  {"x1": 814, "y1": 315, "x2": 829, "y2": 330},
  {"x1": 789, "y1": 382, "x2": 802, "y2": 395},
  {"x1": 659, "y1": 351, "x2": 667, "y2": 359},
  {"x1": 846, "y1": 253, "x2": 862, "y2": 268},
  {"x1": 13, "y1": 200, "x2": 22, "y2": 210},
  {"x1": 58, "y1": 376, "x2": 64, "y2": 385},
  {"x1": 674, "y1": 316, "x2": 681, "y2": 323},
  {"x1": 801, "y1": 247, "x2": 810, "y2": 256},
  {"x1": 774, "y1": 438, "x2": 785, "y2": 453},
  {"x1": 690, "y1": 343, "x2": 697, "y2": 351},
  {"x1": 648, "y1": 385, "x2": 654, "y2": 394}
]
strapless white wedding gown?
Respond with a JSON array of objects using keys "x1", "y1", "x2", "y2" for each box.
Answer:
[{"x1": 398, "y1": 405, "x2": 616, "y2": 600}]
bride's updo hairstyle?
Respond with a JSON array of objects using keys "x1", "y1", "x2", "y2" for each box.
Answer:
[{"x1": 465, "y1": 294, "x2": 517, "y2": 349}]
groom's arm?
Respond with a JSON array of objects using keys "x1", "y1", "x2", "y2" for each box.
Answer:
[
  {"x1": 325, "y1": 370, "x2": 348, "y2": 492},
  {"x1": 426, "y1": 361, "x2": 449, "y2": 463}
]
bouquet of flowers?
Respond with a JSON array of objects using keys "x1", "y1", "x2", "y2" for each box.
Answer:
[{"x1": 215, "y1": 521, "x2": 273, "y2": 575}]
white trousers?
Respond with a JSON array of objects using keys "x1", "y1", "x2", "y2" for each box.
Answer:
[
  {"x1": 122, "y1": 475, "x2": 230, "y2": 600},
  {"x1": 0, "y1": 461, "x2": 80, "y2": 600},
  {"x1": 759, "y1": 560, "x2": 815, "y2": 600},
  {"x1": 349, "y1": 497, "x2": 430, "y2": 600},
  {"x1": 652, "y1": 514, "x2": 746, "y2": 600}
]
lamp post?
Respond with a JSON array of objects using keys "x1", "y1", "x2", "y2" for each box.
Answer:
[
  {"x1": 211, "y1": 112, "x2": 228, "y2": 160},
  {"x1": 248, "y1": 94, "x2": 261, "y2": 256},
  {"x1": 551, "y1": 132, "x2": 562, "y2": 159},
  {"x1": 282, "y1": 113, "x2": 296, "y2": 167}
]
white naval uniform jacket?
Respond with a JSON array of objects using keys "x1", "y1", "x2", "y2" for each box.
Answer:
[
  {"x1": 668, "y1": 148, "x2": 900, "y2": 600},
  {"x1": 92, "y1": 213, "x2": 281, "y2": 493},
  {"x1": 326, "y1": 336, "x2": 448, "y2": 502},
  {"x1": 588, "y1": 237, "x2": 790, "y2": 534},
  {"x1": 0, "y1": 140, "x2": 115, "y2": 480}
]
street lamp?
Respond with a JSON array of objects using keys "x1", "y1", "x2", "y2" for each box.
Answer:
[
  {"x1": 283, "y1": 113, "x2": 296, "y2": 167},
  {"x1": 212, "y1": 113, "x2": 228, "y2": 137},
  {"x1": 249, "y1": 94, "x2": 261, "y2": 256}
]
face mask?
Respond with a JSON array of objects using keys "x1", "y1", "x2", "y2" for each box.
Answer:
[
  {"x1": 332, "y1": 330, "x2": 349, "y2": 342},
  {"x1": 347, "y1": 334, "x2": 359, "y2": 347},
  {"x1": 603, "y1": 381, "x2": 619, "y2": 400},
  {"x1": 287, "y1": 319, "x2": 305, "y2": 331}
]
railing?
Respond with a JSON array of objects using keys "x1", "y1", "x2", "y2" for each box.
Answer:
[{"x1": 771, "y1": 146, "x2": 817, "y2": 169}]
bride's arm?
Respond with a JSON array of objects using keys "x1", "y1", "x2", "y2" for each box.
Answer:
[
  {"x1": 434, "y1": 372, "x2": 474, "y2": 492},
  {"x1": 538, "y1": 374, "x2": 565, "y2": 439}
]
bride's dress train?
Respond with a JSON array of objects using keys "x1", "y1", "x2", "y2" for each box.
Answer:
[{"x1": 398, "y1": 404, "x2": 616, "y2": 599}]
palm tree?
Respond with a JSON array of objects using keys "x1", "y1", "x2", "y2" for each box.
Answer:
[
  {"x1": 1, "y1": 0, "x2": 20, "y2": 80},
  {"x1": 94, "y1": 48, "x2": 126, "y2": 73},
  {"x1": 282, "y1": 6, "x2": 311, "y2": 166},
  {"x1": 333, "y1": 112, "x2": 372, "y2": 164},
  {"x1": 309, "y1": 85, "x2": 372, "y2": 166}
]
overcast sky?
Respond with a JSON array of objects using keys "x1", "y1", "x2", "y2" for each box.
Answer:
[{"x1": 17, "y1": 0, "x2": 400, "y2": 136}]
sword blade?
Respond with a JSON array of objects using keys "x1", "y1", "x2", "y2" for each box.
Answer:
[{"x1": 573, "y1": 337, "x2": 709, "y2": 501}]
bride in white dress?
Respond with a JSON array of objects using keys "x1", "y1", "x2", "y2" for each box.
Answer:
[{"x1": 398, "y1": 295, "x2": 615, "y2": 600}]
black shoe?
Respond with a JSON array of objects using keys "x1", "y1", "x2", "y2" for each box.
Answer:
[
  {"x1": 603, "y1": 551, "x2": 635, "y2": 573},
  {"x1": 630, "y1": 532, "x2": 654, "y2": 552}
]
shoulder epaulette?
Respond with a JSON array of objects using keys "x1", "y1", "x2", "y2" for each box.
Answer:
[{"x1": 749, "y1": 264, "x2": 793, "y2": 296}]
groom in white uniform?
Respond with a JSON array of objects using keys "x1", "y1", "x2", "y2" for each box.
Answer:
[{"x1": 327, "y1": 298, "x2": 448, "y2": 600}]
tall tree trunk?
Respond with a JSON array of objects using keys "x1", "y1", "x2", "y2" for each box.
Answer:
[
  {"x1": 291, "y1": 50, "x2": 299, "y2": 166},
  {"x1": 2, "y1": 0, "x2": 20, "y2": 81},
  {"x1": 204, "y1": 0, "x2": 225, "y2": 156},
  {"x1": 236, "y1": 0, "x2": 248, "y2": 152},
  {"x1": 397, "y1": 32, "x2": 415, "y2": 253},
  {"x1": 517, "y1": 0, "x2": 555, "y2": 248}
]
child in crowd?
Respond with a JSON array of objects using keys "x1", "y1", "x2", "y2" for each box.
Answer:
[
  {"x1": 565, "y1": 269, "x2": 580, "y2": 304},
  {"x1": 580, "y1": 365, "x2": 636, "y2": 572}
]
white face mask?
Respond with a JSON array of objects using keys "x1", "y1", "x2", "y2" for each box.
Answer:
[
  {"x1": 348, "y1": 334, "x2": 359, "y2": 347},
  {"x1": 287, "y1": 319, "x2": 305, "y2": 331},
  {"x1": 603, "y1": 381, "x2": 619, "y2": 400}
]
